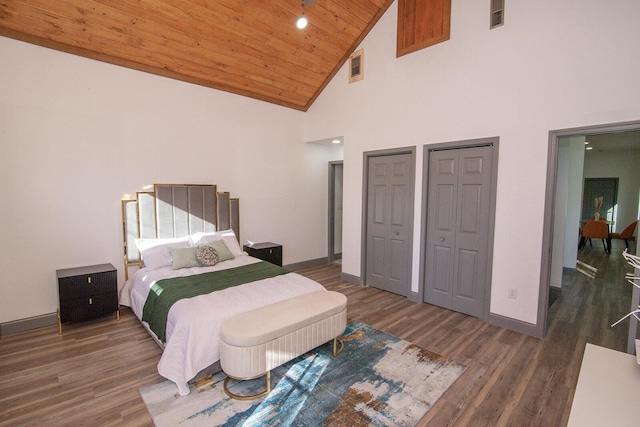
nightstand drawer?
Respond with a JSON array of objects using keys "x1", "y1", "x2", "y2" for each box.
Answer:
[
  {"x1": 59, "y1": 291, "x2": 119, "y2": 323},
  {"x1": 58, "y1": 270, "x2": 117, "y2": 300}
]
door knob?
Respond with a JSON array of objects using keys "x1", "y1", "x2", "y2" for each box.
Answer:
[{"x1": 440, "y1": 237, "x2": 445, "y2": 242}]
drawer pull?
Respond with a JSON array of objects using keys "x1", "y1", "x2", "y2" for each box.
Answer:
[
  {"x1": 88, "y1": 276, "x2": 92, "y2": 284},
  {"x1": 89, "y1": 298, "x2": 92, "y2": 305}
]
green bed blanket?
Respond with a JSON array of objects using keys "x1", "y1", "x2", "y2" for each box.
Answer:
[{"x1": 142, "y1": 261, "x2": 289, "y2": 342}]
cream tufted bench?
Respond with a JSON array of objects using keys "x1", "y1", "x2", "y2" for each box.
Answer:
[{"x1": 219, "y1": 290, "x2": 347, "y2": 400}]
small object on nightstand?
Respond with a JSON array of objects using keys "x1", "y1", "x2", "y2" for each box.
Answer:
[
  {"x1": 243, "y1": 242, "x2": 283, "y2": 267},
  {"x1": 56, "y1": 263, "x2": 119, "y2": 335}
]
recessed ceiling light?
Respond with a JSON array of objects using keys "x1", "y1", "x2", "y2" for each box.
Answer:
[{"x1": 296, "y1": 17, "x2": 308, "y2": 29}]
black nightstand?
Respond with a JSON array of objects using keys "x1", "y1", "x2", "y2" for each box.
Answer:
[
  {"x1": 243, "y1": 242, "x2": 283, "y2": 267},
  {"x1": 56, "y1": 263, "x2": 119, "y2": 334}
]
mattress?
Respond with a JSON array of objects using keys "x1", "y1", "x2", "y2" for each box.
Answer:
[{"x1": 120, "y1": 254, "x2": 326, "y2": 395}]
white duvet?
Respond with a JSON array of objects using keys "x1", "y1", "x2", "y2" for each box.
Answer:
[{"x1": 120, "y1": 254, "x2": 325, "y2": 395}]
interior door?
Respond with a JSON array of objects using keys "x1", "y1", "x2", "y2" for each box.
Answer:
[
  {"x1": 424, "y1": 145, "x2": 493, "y2": 317},
  {"x1": 334, "y1": 163, "x2": 343, "y2": 257},
  {"x1": 365, "y1": 153, "x2": 412, "y2": 296},
  {"x1": 328, "y1": 161, "x2": 343, "y2": 262}
]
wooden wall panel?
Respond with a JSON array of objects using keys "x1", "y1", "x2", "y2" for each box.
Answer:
[{"x1": 397, "y1": 0, "x2": 451, "y2": 57}]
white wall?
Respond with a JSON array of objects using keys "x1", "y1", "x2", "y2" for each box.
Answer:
[
  {"x1": 0, "y1": 37, "x2": 342, "y2": 324},
  {"x1": 553, "y1": 136, "x2": 585, "y2": 268},
  {"x1": 564, "y1": 138, "x2": 587, "y2": 267},
  {"x1": 304, "y1": 0, "x2": 640, "y2": 324},
  {"x1": 550, "y1": 137, "x2": 585, "y2": 289}
]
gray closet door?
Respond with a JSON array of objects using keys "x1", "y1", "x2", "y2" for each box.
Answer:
[
  {"x1": 366, "y1": 153, "x2": 412, "y2": 296},
  {"x1": 424, "y1": 146, "x2": 493, "y2": 317}
]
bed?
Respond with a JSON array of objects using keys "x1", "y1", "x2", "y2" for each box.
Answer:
[{"x1": 119, "y1": 184, "x2": 326, "y2": 395}]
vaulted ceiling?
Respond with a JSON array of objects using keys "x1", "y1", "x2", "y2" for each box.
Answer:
[{"x1": 0, "y1": 1, "x2": 393, "y2": 111}]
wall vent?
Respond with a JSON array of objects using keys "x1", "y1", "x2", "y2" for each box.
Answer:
[
  {"x1": 348, "y1": 49, "x2": 364, "y2": 83},
  {"x1": 490, "y1": 0, "x2": 504, "y2": 29}
]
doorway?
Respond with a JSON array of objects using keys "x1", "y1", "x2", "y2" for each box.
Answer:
[
  {"x1": 362, "y1": 148, "x2": 415, "y2": 296},
  {"x1": 540, "y1": 120, "x2": 640, "y2": 350},
  {"x1": 422, "y1": 138, "x2": 498, "y2": 320},
  {"x1": 328, "y1": 161, "x2": 343, "y2": 263}
]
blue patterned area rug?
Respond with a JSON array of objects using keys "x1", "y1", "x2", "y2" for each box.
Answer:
[{"x1": 139, "y1": 321, "x2": 467, "y2": 426}]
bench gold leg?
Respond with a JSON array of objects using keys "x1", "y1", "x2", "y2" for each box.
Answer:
[
  {"x1": 333, "y1": 337, "x2": 344, "y2": 356},
  {"x1": 194, "y1": 374, "x2": 213, "y2": 389},
  {"x1": 223, "y1": 371, "x2": 271, "y2": 400}
]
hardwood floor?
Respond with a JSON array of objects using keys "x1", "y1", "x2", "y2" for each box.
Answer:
[{"x1": 0, "y1": 241, "x2": 635, "y2": 426}]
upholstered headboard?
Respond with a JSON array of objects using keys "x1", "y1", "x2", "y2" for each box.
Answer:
[{"x1": 121, "y1": 184, "x2": 240, "y2": 279}]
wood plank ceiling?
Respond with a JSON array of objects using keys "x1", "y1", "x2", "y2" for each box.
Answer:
[{"x1": 0, "y1": 0, "x2": 393, "y2": 111}]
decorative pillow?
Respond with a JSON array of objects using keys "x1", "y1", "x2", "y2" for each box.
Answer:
[
  {"x1": 169, "y1": 247, "x2": 200, "y2": 269},
  {"x1": 136, "y1": 237, "x2": 191, "y2": 269},
  {"x1": 196, "y1": 246, "x2": 219, "y2": 266},
  {"x1": 190, "y1": 229, "x2": 244, "y2": 256},
  {"x1": 202, "y1": 239, "x2": 235, "y2": 262}
]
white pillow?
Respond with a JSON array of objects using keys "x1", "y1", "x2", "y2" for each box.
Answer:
[
  {"x1": 188, "y1": 229, "x2": 229, "y2": 244},
  {"x1": 135, "y1": 236, "x2": 191, "y2": 269},
  {"x1": 190, "y1": 229, "x2": 244, "y2": 256}
]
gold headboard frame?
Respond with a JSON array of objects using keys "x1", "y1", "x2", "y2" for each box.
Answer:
[{"x1": 121, "y1": 184, "x2": 240, "y2": 280}]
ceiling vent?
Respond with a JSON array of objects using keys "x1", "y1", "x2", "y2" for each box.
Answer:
[{"x1": 349, "y1": 49, "x2": 364, "y2": 83}]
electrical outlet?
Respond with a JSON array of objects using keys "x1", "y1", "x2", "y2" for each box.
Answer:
[{"x1": 508, "y1": 288, "x2": 517, "y2": 299}]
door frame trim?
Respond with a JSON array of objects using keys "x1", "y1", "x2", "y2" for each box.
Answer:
[
  {"x1": 328, "y1": 161, "x2": 343, "y2": 263},
  {"x1": 420, "y1": 137, "x2": 499, "y2": 322},
  {"x1": 361, "y1": 147, "x2": 416, "y2": 296},
  {"x1": 539, "y1": 119, "x2": 640, "y2": 340}
]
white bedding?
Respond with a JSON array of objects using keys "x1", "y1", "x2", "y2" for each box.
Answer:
[{"x1": 120, "y1": 254, "x2": 326, "y2": 395}]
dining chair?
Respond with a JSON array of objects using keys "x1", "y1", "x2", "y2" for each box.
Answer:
[
  {"x1": 579, "y1": 220, "x2": 610, "y2": 253},
  {"x1": 609, "y1": 220, "x2": 637, "y2": 250},
  {"x1": 578, "y1": 226, "x2": 583, "y2": 248}
]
